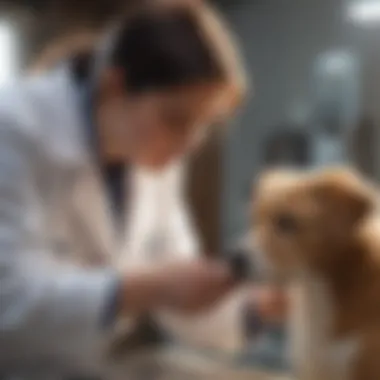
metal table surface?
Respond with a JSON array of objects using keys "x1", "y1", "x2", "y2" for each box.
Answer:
[{"x1": 107, "y1": 346, "x2": 293, "y2": 380}]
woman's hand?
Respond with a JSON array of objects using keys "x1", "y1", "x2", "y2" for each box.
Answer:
[
  {"x1": 157, "y1": 259, "x2": 236, "y2": 314},
  {"x1": 120, "y1": 258, "x2": 237, "y2": 317}
]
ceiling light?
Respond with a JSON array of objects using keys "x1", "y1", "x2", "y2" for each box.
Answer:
[{"x1": 347, "y1": 1, "x2": 380, "y2": 24}]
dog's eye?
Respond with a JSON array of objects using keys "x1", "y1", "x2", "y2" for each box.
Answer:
[{"x1": 273, "y1": 213, "x2": 298, "y2": 234}]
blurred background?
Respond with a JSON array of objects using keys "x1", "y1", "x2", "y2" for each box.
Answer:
[
  {"x1": 2, "y1": 0, "x2": 380, "y2": 252},
  {"x1": 222, "y1": 0, "x2": 380, "y2": 248}
]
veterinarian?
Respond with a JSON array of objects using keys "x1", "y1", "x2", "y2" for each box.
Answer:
[{"x1": 0, "y1": 0, "x2": 287, "y2": 378}]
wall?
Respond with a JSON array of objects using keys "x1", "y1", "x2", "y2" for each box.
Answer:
[{"x1": 221, "y1": 0, "x2": 380, "y2": 246}]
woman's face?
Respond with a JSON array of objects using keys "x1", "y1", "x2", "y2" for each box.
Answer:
[{"x1": 97, "y1": 75, "x2": 233, "y2": 169}]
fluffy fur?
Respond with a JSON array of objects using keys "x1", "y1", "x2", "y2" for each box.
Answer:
[{"x1": 251, "y1": 167, "x2": 380, "y2": 380}]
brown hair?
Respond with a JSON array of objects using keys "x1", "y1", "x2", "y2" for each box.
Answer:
[
  {"x1": 31, "y1": 0, "x2": 247, "y2": 109},
  {"x1": 111, "y1": 1, "x2": 246, "y2": 99}
]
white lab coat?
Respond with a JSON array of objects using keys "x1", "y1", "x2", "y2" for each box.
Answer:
[{"x1": 0, "y1": 65, "x2": 244, "y2": 377}]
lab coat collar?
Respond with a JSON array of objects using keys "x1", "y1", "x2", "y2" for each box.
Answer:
[{"x1": 40, "y1": 63, "x2": 118, "y2": 261}]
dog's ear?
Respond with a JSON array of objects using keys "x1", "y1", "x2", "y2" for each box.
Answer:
[
  {"x1": 255, "y1": 169, "x2": 301, "y2": 198},
  {"x1": 311, "y1": 168, "x2": 376, "y2": 226},
  {"x1": 253, "y1": 169, "x2": 298, "y2": 212}
]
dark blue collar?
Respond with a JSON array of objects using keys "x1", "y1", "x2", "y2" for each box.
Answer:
[
  {"x1": 67, "y1": 52, "x2": 101, "y2": 161},
  {"x1": 79, "y1": 79, "x2": 101, "y2": 161},
  {"x1": 74, "y1": 66, "x2": 128, "y2": 228}
]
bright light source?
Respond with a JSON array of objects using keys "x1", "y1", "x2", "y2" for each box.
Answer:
[
  {"x1": 0, "y1": 22, "x2": 17, "y2": 85},
  {"x1": 347, "y1": 1, "x2": 380, "y2": 24}
]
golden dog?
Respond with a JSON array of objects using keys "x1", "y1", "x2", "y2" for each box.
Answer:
[{"x1": 252, "y1": 167, "x2": 380, "y2": 380}]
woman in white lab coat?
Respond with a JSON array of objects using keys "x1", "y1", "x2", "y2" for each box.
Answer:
[{"x1": 0, "y1": 1, "x2": 286, "y2": 378}]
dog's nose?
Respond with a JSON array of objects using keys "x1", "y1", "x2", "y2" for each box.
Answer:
[{"x1": 226, "y1": 248, "x2": 254, "y2": 282}]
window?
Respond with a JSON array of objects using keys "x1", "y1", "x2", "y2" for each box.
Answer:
[{"x1": 0, "y1": 21, "x2": 18, "y2": 85}]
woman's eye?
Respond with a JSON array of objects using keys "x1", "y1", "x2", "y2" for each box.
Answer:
[{"x1": 273, "y1": 213, "x2": 298, "y2": 234}]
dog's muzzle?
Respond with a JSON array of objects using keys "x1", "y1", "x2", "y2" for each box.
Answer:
[
  {"x1": 225, "y1": 233, "x2": 269, "y2": 282},
  {"x1": 226, "y1": 249, "x2": 266, "y2": 282}
]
